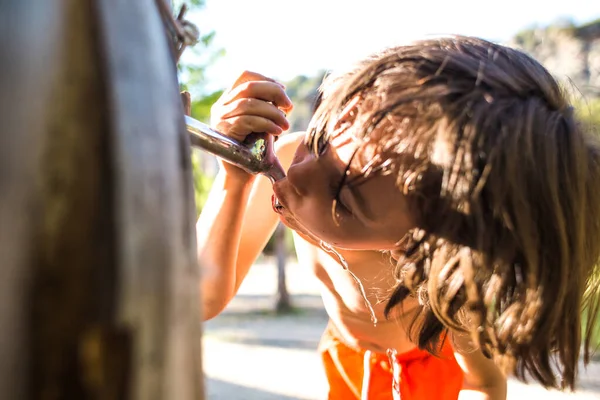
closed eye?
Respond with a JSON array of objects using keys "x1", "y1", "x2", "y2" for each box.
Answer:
[
  {"x1": 305, "y1": 126, "x2": 330, "y2": 157},
  {"x1": 316, "y1": 134, "x2": 329, "y2": 156}
]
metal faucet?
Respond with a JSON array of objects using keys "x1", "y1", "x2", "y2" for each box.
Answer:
[{"x1": 185, "y1": 115, "x2": 286, "y2": 184}]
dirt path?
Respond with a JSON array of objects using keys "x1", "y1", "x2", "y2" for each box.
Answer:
[{"x1": 202, "y1": 260, "x2": 600, "y2": 399}]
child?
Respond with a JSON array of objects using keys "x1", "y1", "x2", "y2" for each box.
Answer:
[{"x1": 196, "y1": 35, "x2": 600, "y2": 399}]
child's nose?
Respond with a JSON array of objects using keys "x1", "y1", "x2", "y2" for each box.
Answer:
[{"x1": 287, "y1": 145, "x2": 316, "y2": 196}]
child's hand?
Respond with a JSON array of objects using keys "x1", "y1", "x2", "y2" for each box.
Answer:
[{"x1": 210, "y1": 71, "x2": 293, "y2": 177}]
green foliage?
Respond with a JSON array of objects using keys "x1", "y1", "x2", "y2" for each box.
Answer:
[
  {"x1": 173, "y1": 0, "x2": 224, "y2": 214},
  {"x1": 575, "y1": 18, "x2": 600, "y2": 33},
  {"x1": 178, "y1": 48, "x2": 226, "y2": 92},
  {"x1": 513, "y1": 17, "x2": 600, "y2": 50},
  {"x1": 190, "y1": 149, "x2": 214, "y2": 215},
  {"x1": 513, "y1": 28, "x2": 541, "y2": 50},
  {"x1": 574, "y1": 97, "x2": 600, "y2": 349},
  {"x1": 581, "y1": 296, "x2": 600, "y2": 350},
  {"x1": 582, "y1": 288, "x2": 600, "y2": 353},
  {"x1": 173, "y1": 0, "x2": 205, "y2": 11},
  {"x1": 190, "y1": 89, "x2": 223, "y2": 123},
  {"x1": 284, "y1": 71, "x2": 327, "y2": 132},
  {"x1": 174, "y1": 0, "x2": 225, "y2": 100},
  {"x1": 574, "y1": 98, "x2": 600, "y2": 129},
  {"x1": 181, "y1": 0, "x2": 204, "y2": 7}
]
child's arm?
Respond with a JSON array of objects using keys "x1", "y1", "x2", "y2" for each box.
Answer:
[
  {"x1": 197, "y1": 131, "x2": 302, "y2": 320},
  {"x1": 194, "y1": 71, "x2": 298, "y2": 320},
  {"x1": 451, "y1": 332, "x2": 508, "y2": 400}
]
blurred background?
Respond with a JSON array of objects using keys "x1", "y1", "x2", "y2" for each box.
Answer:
[{"x1": 176, "y1": 1, "x2": 600, "y2": 398}]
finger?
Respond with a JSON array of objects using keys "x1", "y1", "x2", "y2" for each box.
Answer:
[
  {"x1": 216, "y1": 116, "x2": 283, "y2": 141},
  {"x1": 229, "y1": 70, "x2": 283, "y2": 90},
  {"x1": 221, "y1": 80, "x2": 293, "y2": 112},
  {"x1": 220, "y1": 98, "x2": 289, "y2": 131},
  {"x1": 213, "y1": 71, "x2": 280, "y2": 111}
]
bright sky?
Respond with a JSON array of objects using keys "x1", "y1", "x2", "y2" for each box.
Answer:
[{"x1": 184, "y1": 0, "x2": 600, "y2": 92}]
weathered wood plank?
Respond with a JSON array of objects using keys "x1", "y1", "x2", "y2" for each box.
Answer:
[
  {"x1": 0, "y1": 1, "x2": 63, "y2": 398},
  {"x1": 32, "y1": 0, "x2": 123, "y2": 397},
  {"x1": 94, "y1": 0, "x2": 203, "y2": 399},
  {"x1": 0, "y1": 0, "x2": 202, "y2": 398}
]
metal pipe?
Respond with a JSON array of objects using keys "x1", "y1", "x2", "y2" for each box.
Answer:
[{"x1": 185, "y1": 115, "x2": 286, "y2": 183}]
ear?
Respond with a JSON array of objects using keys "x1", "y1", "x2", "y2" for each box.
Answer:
[{"x1": 389, "y1": 229, "x2": 422, "y2": 262}]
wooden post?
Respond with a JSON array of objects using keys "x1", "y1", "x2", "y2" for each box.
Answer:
[
  {"x1": 0, "y1": 0, "x2": 203, "y2": 399},
  {"x1": 0, "y1": 2, "x2": 62, "y2": 398}
]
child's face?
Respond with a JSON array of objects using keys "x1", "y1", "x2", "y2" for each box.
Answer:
[{"x1": 272, "y1": 114, "x2": 415, "y2": 250}]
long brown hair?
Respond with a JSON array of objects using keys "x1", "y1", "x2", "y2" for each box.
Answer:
[{"x1": 307, "y1": 36, "x2": 600, "y2": 390}]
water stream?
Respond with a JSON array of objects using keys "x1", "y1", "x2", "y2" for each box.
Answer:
[{"x1": 319, "y1": 240, "x2": 378, "y2": 326}]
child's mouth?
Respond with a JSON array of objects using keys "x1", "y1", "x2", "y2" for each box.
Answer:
[{"x1": 269, "y1": 196, "x2": 323, "y2": 248}]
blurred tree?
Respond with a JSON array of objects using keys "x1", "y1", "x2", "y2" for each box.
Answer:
[
  {"x1": 173, "y1": 0, "x2": 224, "y2": 215},
  {"x1": 174, "y1": 0, "x2": 224, "y2": 122},
  {"x1": 274, "y1": 223, "x2": 292, "y2": 313},
  {"x1": 285, "y1": 71, "x2": 327, "y2": 132},
  {"x1": 575, "y1": 97, "x2": 600, "y2": 128},
  {"x1": 575, "y1": 97, "x2": 600, "y2": 349}
]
